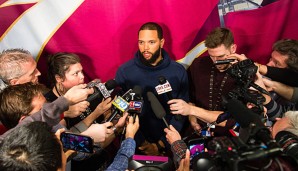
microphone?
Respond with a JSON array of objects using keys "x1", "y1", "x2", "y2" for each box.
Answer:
[
  {"x1": 147, "y1": 91, "x2": 169, "y2": 128},
  {"x1": 226, "y1": 99, "x2": 279, "y2": 148},
  {"x1": 128, "y1": 86, "x2": 143, "y2": 121},
  {"x1": 86, "y1": 79, "x2": 118, "y2": 102},
  {"x1": 156, "y1": 76, "x2": 182, "y2": 121},
  {"x1": 106, "y1": 86, "x2": 142, "y2": 122},
  {"x1": 214, "y1": 59, "x2": 235, "y2": 65},
  {"x1": 106, "y1": 89, "x2": 131, "y2": 122}
]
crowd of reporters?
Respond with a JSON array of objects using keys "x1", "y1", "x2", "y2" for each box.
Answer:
[{"x1": 0, "y1": 22, "x2": 298, "y2": 171}]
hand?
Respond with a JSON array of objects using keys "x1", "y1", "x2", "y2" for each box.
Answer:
[
  {"x1": 176, "y1": 149, "x2": 190, "y2": 171},
  {"x1": 164, "y1": 125, "x2": 181, "y2": 145},
  {"x1": 115, "y1": 112, "x2": 129, "y2": 129},
  {"x1": 189, "y1": 115, "x2": 201, "y2": 133},
  {"x1": 93, "y1": 97, "x2": 113, "y2": 116},
  {"x1": 168, "y1": 99, "x2": 191, "y2": 116},
  {"x1": 262, "y1": 77, "x2": 275, "y2": 92},
  {"x1": 138, "y1": 141, "x2": 159, "y2": 156},
  {"x1": 64, "y1": 101, "x2": 90, "y2": 118},
  {"x1": 81, "y1": 122, "x2": 113, "y2": 143},
  {"x1": 227, "y1": 53, "x2": 247, "y2": 62},
  {"x1": 125, "y1": 115, "x2": 139, "y2": 139},
  {"x1": 64, "y1": 84, "x2": 94, "y2": 105}
]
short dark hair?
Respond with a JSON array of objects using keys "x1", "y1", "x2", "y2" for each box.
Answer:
[
  {"x1": 0, "y1": 82, "x2": 45, "y2": 129},
  {"x1": 273, "y1": 39, "x2": 298, "y2": 71},
  {"x1": 138, "y1": 22, "x2": 163, "y2": 40},
  {"x1": 0, "y1": 121, "x2": 62, "y2": 171},
  {"x1": 47, "y1": 52, "x2": 81, "y2": 86},
  {"x1": 205, "y1": 27, "x2": 234, "y2": 49}
]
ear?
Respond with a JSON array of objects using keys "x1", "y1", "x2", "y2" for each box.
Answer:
[
  {"x1": 9, "y1": 78, "x2": 19, "y2": 85},
  {"x1": 160, "y1": 38, "x2": 165, "y2": 48},
  {"x1": 55, "y1": 75, "x2": 63, "y2": 83},
  {"x1": 231, "y1": 44, "x2": 237, "y2": 53}
]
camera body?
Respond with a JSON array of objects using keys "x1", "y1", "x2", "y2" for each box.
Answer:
[{"x1": 226, "y1": 59, "x2": 265, "y2": 115}]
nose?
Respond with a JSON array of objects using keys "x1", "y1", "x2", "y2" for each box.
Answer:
[
  {"x1": 267, "y1": 61, "x2": 274, "y2": 67},
  {"x1": 35, "y1": 69, "x2": 41, "y2": 76},
  {"x1": 79, "y1": 72, "x2": 84, "y2": 80},
  {"x1": 144, "y1": 42, "x2": 149, "y2": 50}
]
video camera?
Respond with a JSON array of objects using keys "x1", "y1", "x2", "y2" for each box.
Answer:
[{"x1": 225, "y1": 59, "x2": 268, "y2": 115}]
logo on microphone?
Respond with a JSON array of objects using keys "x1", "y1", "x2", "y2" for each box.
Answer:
[
  {"x1": 128, "y1": 101, "x2": 143, "y2": 113},
  {"x1": 155, "y1": 81, "x2": 172, "y2": 95},
  {"x1": 96, "y1": 83, "x2": 111, "y2": 98},
  {"x1": 112, "y1": 97, "x2": 129, "y2": 112}
]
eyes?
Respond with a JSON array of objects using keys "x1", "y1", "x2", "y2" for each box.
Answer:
[{"x1": 138, "y1": 40, "x2": 156, "y2": 45}]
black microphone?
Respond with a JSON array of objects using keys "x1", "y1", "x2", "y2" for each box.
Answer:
[
  {"x1": 157, "y1": 76, "x2": 182, "y2": 121},
  {"x1": 226, "y1": 99, "x2": 279, "y2": 148},
  {"x1": 86, "y1": 79, "x2": 118, "y2": 102},
  {"x1": 128, "y1": 86, "x2": 143, "y2": 121},
  {"x1": 106, "y1": 85, "x2": 142, "y2": 122},
  {"x1": 106, "y1": 89, "x2": 132, "y2": 122},
  {"x1": 147, "y1": 91, "x2": 169, "y2": 127},
  {"x1": 214, "y1": 59, "x2": 235, "y2": 65}
]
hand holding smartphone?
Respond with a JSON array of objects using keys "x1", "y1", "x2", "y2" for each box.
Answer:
[{"x1": 60, "y1": 132, "x2": 94, "y2": 153}]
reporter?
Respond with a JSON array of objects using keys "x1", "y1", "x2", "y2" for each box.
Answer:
[{"x1": 45, "y1": 52, "x2": 113, "y2": 129}]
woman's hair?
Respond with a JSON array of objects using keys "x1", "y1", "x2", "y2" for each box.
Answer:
[{"x1": 47, "y1": 52, "x2": 81, "y2": 86}]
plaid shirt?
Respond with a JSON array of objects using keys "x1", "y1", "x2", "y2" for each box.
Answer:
[{"x1": 171, "y1": 140, "x2": 187, "y2": 166}]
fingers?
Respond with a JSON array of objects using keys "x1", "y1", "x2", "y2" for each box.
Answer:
[{"x1": 104, "y1": 122, "x2": 113, "y2": 128}]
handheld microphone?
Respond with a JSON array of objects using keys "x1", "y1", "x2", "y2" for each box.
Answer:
[
  {"x1": 86, "y1": 79, "x2": 118, "y2": 102},
  {"x1": 156, "y1": 76, "x2": 182, "y2": 121},
  {"x1": 214, "y1": 59, "x2": 235, "y2": 65},
  {"x1": 147, "y1": 91, "x2": 169, "y2": 128},
  {"x1": 106, "y1": 89, "x2": 132, "y2": 122},
  {"x1": 106, "y1": 86, "x2": 143, "y2": 122},
  {"x1": 128, "y1": 86, "x2": 143, "y2": 121}
]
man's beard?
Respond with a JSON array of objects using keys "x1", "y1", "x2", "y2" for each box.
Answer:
[{"x1": 139, "y1": 47, "x2": 161, "y2": 66}]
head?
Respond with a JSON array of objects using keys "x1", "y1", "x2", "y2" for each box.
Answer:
[
  {"x1": 0, "y1": 49, "x2": 41, "y2": 85},
  {"x1": 267, "y1": 39, "x2": 298, "y2": 71},
  {"x1": 272, "y1": 111, "x2": 298, "y2": 139},
  {"x1": 138, "y1": 22, "x2": 165, "y2": 66},
  {"x1": 205, "y1": 27, "x2": 237, "y2": 72},
  {"x1": 0, "y1": 82, "x2": 46, "y2": 129},
  {"x1": 0, "y1": 121, "x2": 65, "y2": 171},
  {"x1": 47, "y1": 52, "x2": 84, "y2": 92}
]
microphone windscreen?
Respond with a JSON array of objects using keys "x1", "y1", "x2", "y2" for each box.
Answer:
[
  {"x1": 147, "y1": 91, "x2": 166, "y2": 119},
  {"x1": 158, "y1": 76, "x2": 167, "y2": 84},
  {"x1": 133, "y1": 85, "x2": 143, "y2": 96},
  {"x1": 226, "y1": 99, "x2": 264, "y2": 128},
  {"x1": 105, "y1": 79, "x2": 118, "y2": 90}
]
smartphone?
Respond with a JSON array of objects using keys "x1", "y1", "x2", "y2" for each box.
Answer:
[
  {"x1": 188, "y1": 138, "x2": 205, "y2": 161},
  {"x1": 60, "y1": 132, "x2": 94, "y2": 153}
]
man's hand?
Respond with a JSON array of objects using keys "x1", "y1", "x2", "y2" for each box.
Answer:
[
  {"x1": 164, "y1": 125, "x2": 181, "y2": 145},
  {"x1": 138, "y1": 141, "x2": 159, "y2": 156},
  {"x1": 93, "y1": 97, "x2": 113, "y2": 116},
  {"x1": 81, "y1": 122, "x2": 113, "y2": 143},
  {"x1": 64, "y1": 101, "x2": 90, "y2": 118},
  {"x1": 64, "y1": 84, "x2": 94, "y2": 105},
  {"x1": 176, "y1": 149, "x2": 190, "y2": 171},
  {"x1": 125, "y1": 115, "x2": 139, "y2": 139},
  {"x1": 189, "y1": 115, "x2": 201, "y2": 133},
  {"x1": 168, "y1": 99, "x2": 191, "y2": 116}
]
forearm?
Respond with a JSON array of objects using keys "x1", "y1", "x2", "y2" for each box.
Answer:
[
  {"x1": 189, "y1": 106, "x2": 224, "y2": 126},
  {"x1": 271, "y1": 82, "x2": 294, "y2": 101},
  {"x1": 291, "y1": 87, "x2": 298, "y2": 103}
]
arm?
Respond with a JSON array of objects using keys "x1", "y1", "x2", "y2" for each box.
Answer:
[
  {"x1": 263, "y1": 79, "x2": 295, "y2": 101},
  {"x1": 106, "y1": 115, "x2": 139, "y2": 171},
  {"x1": 168, "y1": 99, "x2": 225, "y2": 127}
]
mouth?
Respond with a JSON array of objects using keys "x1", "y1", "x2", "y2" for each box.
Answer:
[{"x1": 142, "y1": 52, "x2": 152, "y2": 59}]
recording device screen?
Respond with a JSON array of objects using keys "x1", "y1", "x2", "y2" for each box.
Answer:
[
  {"x1": 188, "y1": 138, "x2": 205, "y2": 160},
  {"x1": 60, "y1": 132, "x2": 94, "y2": 153}
]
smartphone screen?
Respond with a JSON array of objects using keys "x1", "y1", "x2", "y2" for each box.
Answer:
[
  {"x1": 60, "y1": 132, "x2": 94, "y2": 153},
  {"x1": 188, "y1": 138, "x2": 205, "y2": 161}
]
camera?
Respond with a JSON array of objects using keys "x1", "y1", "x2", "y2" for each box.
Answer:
[
  {"x1": 190, "y1": 135, "x2": 298, "y2": 171},
  {"x1": 275, "y1": 130, "x2": 298, "y2": 161},
  {"x1": 226, "y1": 59, "x2": 267, "y2": 115}
]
